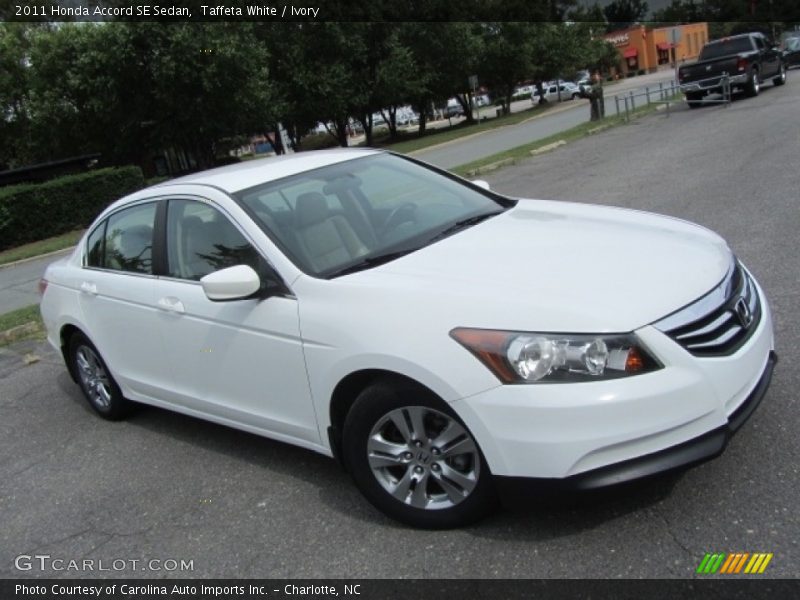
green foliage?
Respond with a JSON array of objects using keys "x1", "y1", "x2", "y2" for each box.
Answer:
[
  {"x1": 0, "y1": 167, "x2": 145, "y2": 251},
  {"x1": 603, "y1": 0, "x2": 649, "y2": 31}
]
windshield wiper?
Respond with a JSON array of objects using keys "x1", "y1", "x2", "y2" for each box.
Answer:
[
  {"x1": 428, "y1": 210, "x2": 503, "y2": 243},
  {"x1": 328, "y1": 248, "x2": 418, "y2": 278}
]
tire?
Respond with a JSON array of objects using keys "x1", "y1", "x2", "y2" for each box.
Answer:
[
  {"x1": 773, "y1": 63, "x2": 786, "y2": 86},
  {"x1": 686, "y1": 92, "x2": 703, "y2": 108},
  {"x1": 745, "y1": 69, "x2": 760, "y2": 97},
  {"x1": 68, "y1": 332, "x2": 131, "y2": 420},
  {"x1": 342, "y1": 381, "x2": 496, "y2": 528}
]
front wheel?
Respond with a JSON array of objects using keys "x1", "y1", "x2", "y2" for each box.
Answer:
[
  {"x1": 342, "y1": 381, "x2": 496, "y2": 528},
  {"x1": 773, "y1": 63, "x2": 786, "y2": 86},
  {"x1": 745, "y1": 69, "x2": 760, "y2": 97},
  {"x1": 68, "y1": 333, "x2": 131, "y2": 420}
]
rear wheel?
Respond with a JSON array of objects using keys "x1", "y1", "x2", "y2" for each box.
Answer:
[
  {"x1": 68, "y1": 333, "x2": 131, "y2": 420},
  {"x1": 773, "y1": 63, "x2": 786, "y2": 86},
  {"x1": 686, "y1": 92, "x2": 703, "y2": 108},
  {"x1": 745, "y1": 69, "x2": 760, "y2": 97},
  {"x1": 342, "y1": 381, "x2": 496, "y2": 528}
]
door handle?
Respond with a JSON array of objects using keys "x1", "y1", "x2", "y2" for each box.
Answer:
[
  {"x1": 79, "y1": 281, "x2": 97, "y2": 295},
  {"x1": 157, "y1": 296, "x2": 185, "y2": 314}
]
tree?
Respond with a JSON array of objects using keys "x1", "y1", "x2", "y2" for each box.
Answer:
[
  {"x1": 478, "y1": 23, "x2": 538, "y2": 114},
  {"x1": 0, "y1": 23, "x2": 41, "y2": 169},
  {"x1": 529, "y1": 23, "x2": 593, "y2": 101},
  {"x1": 21, "y1": 22, "x2": 276, "y2": 171},
  {"x1": 400, "y1": 23, "x2": 483, "y2": 132},
  {"x1": 603, "y1": 0, "x2": 649, "y2": 31}
]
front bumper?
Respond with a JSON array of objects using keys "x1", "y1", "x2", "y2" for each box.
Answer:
[
  {"x1": 452, "y1": 280, "x2": 775, "y2": 483},
  {"x1": 494, "y1": 350, "x2": 776, "y2": 498}
]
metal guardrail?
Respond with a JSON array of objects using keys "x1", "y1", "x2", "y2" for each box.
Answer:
[
  {"x1": 683, "y1": 72, "x2": 733, "y2": 107},
  {"x1": 613, "y1": 80, "x2": 681, "y2": 121},
  {"x1": 612, "y1": 74, "x2": 733, "y2": 120}
]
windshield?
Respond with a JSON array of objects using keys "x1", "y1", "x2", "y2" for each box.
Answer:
[
  {"x1": 234, "y1": 153, "x2": 511, "y2": 278},
  {"x1": 699, "y1": 37, "x2": 754, "y2": 60}
]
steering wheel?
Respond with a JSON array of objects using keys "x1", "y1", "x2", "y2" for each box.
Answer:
[{"x1": 380, "y1": 202, "x2": 418, "y2": 236}]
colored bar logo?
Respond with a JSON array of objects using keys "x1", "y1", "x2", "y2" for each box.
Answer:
[{"x1": 696, "y1": 552, "x2": 773, "y2": 574}]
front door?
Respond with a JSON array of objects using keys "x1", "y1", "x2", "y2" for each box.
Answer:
[{"x1": 152, "y1": 197, "x2": 319, "y2": 446}]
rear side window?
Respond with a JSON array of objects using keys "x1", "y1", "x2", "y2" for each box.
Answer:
[
  {"x1": 86, "y1": 222, "x2": 106, "y2": 268},
  {"x1": 103, "y1": 203, "x2": 157, "y2": 274},
  {"x1": 699, "y1": 37, "x2": 754, "y2": 60}
]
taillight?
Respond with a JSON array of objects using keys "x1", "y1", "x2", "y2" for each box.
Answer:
[
  {"x1": 38, "y1": 278, "x2": 48, "y2": 295},
  {"x1": 736, "y1": 56, "x2": 749, "y2": 72}
]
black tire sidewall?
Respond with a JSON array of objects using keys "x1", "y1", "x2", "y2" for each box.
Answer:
[
  {"x1": 747, "y1": 69, "x2": 760, "y2": 96},
  {"x1": 342, "y1": 381, "x2": 496, "y2": 528},
  {"x1": 68, "y1": 332, "x2": 129, "y2": 420}
]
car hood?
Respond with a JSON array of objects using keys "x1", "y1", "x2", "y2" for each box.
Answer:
[{"x1": 332, "y1": 199, "x2": 733, "y2": 333}]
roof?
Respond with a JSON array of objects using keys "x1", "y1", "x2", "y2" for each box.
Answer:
[{"x1": 152, "y1": 148, "x2": 382, "y2": 194}]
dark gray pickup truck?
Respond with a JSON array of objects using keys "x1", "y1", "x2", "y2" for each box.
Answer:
[{"x1": 678, "y1": 32, "x2": 786, "y2": 107}]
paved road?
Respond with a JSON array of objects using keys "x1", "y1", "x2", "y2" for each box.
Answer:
[
  {"x1": 2, "y1": 73, "x2": 798, "y2": 580},
  {"x1": 414, "y1": 70, "x2": 677, "y2": 169},
  {"x1": 0, "y1": 251, "x2": 72, "y2": 313}
]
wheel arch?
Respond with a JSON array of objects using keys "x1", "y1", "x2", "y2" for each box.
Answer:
[
  {"x1": 327, "y1": 369, "x2": 447, "y2": 468},
  {"x1": 59, "y1": 323, "x2": 85, "y2": 383}
]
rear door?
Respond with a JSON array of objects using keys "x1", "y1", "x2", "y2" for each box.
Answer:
[{"x1": 78, "y1": 200, "x2": 171, "y2": 399}]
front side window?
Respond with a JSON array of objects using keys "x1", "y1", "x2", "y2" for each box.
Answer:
[
  {"x1": 166, "y1": 199, "x2": 261, "y2": 281},
  {"x1": 103, "y1": 203, "x2": 156, "y2": 274}
]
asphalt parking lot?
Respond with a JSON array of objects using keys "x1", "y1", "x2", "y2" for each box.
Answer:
[{"x1": 2, "y1": 75, "x2": 798, "y2": 579}]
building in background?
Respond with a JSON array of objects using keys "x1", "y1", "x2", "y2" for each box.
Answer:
[{"x1": 604, "y1": 23, "x2": 709, "y2": 77}]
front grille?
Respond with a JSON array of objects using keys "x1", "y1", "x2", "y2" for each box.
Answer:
[{"x1": 654, "y1": 263, "x2": 761, "y2": 357}]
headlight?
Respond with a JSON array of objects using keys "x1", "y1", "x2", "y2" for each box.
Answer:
[{"x1": 450, "y1": 328, "x2": 662, "y2": 383}]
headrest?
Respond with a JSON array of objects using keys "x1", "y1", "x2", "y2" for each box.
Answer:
[{"x1": 295, "y1": 192, "x2": 329, "y2": 228}]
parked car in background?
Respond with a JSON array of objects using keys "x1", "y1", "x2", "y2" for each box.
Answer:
[
  {"x1": 395, "y1": 106, "x2": 420, "y2": 126},
  {"x1": 678, "y1": 32, "x2": 786, "y2": 108},
  {"x1": 445, "y1": 97, "x2": 464, "y2": 118},
  {"x1": 40, "y1": 149, "x2": 775, "y2": 528},
  {"x1": 783, "y1": 36, "x2": 800, "y2": 68},
  {"x1": 532, "y1": 82, "x2": 581, "y2": 103}
]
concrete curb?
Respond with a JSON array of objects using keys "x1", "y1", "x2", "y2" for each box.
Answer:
[
  {"x1": 0, "y1": 321, "x2": 41, "y2": 345},
  {"x1": 0, "y1": 246, "x2": 75, "y2": 271},
  {"x1": 529, "y1": 140, "x2": 566, "y2": 156}
]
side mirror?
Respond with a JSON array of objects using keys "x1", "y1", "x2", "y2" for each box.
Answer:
[
  {"x1": 471, "y1": 179, "x2": 491, "y2": 191},
  {"x1": 201, "y1": 265, "x2": 261, "y2": 301}
]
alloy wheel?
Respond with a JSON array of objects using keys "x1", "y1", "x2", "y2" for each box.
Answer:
[
  {"x1": 366, "y1": 406, "x2": 480, "y2": 510},
  {"x1": 75, "y1": 345, "x2": 113, "y2": 409}
]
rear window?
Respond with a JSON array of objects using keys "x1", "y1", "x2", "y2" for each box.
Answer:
[{"x1": 699, "y1": 37, "x2": 754, "y2": 60}]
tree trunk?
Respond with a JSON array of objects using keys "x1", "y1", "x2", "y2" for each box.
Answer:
[
  {"x1": 333, "y1": 117, "x2": 349, "y2": 147},
  {"x1": 381, "y1": 106, "x2": 398, "y2": 140},
  {"x1": 411, "y1": 100, "x2": 428, "y2": 137},
  {"x1": 535, "y1": 81, "x2": 547, "y2": 105},
  {"x1": 271, "y1": 125, "x2": 285, "y2": 155},
  {"x1": 457, "y1": 93, "x2": 474, "y2": 124},
  {"x1": 355, "y1": 113, "x2": 373, "y2": 147}
]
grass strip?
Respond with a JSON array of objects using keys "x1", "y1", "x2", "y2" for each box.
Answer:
[
  {"x1": 0, "y1": 304, "x2": 44, "y2": 346},
  {"x1": 0, "y1": 229, "x2": 82, "y2": 267}
]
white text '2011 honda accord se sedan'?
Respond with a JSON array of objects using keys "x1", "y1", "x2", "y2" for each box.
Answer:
[{"x1": 40, "y1": 150, "x2": 776, "y2": 528}]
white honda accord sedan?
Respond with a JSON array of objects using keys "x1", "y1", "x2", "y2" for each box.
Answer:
[{"x1": 40, "y1": 149, "x2": 776, "y2": 528}]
